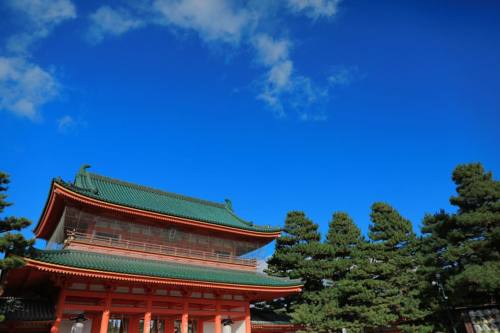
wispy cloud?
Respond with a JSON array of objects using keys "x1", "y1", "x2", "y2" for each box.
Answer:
[
  {"x1": 287, "y1": 0, "x2": 341, "y2": 20},
  {"x1": 57, "y1": 114, "x2": 86, "y2": 133},
  {"x1": 87, "y1": 6, "x2": 144, "y2": 43},
  {"x1": 153, "y1": 0, "x2": 254, "y2": 44},
  {"x1": 6, "y1": 0, "x2": 76, "y2": 54},
  {"x1": 1, "y1": 0, "x2": 76, "y2": 121},
  {"x1": 253, "y1": 34, "x2": 329, "y2": 120},
  {"x1": 0, "y1": 57, "x2": 59, "y2": 120},
  {"x1": 328, "y1": 66, "x2": 359, "y2": 86},
  {"x1": 85, "y1": 0, "x2": 347, "y2": 120}
]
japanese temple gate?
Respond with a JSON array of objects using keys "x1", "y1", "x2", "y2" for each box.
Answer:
[{"x1": 1, "y1": 166, "x2": 302, "y2": 333}]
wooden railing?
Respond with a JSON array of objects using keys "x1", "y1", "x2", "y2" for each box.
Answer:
[{"x1": 65, "y1": 230, "x2": 257, "y2": 267}]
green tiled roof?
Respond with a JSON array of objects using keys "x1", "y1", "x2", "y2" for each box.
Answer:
[
  {"x1": 55, "y1": 165, "x2": 280, "y2": 233},
  {"x1": 29, "y1": 250, "x2": 302, "y2": 288}
]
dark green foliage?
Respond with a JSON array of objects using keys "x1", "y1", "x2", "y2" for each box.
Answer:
[
  {"x1": 266, "y1": 162, "x2": 498, "y2": 332},
  {"x1": 266, "y1": 211, "x2": 323, "y2": 312},
  {"x1": 0, "y1": 172, "x2": 33, "y2": 271},
  {"x1": 293, "y1": 212, "x2": 365, "y2": 332},
  {"x1": 267, "y1": 211, "x2": 322, "y2": 289},
  {"x1": 0, "y1": 172, "x2": 34, "y2": 322},
  {"x1": 421, "y1": 163, "x2": 500, "y2": 312},
  {"x1": 343, "y1": 203, "x2": 430, "y2": 332}
]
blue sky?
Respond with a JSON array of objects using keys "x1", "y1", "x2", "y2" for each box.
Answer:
[{"x1": 1, "y1": 0, "x2": 499, "y2": 255}]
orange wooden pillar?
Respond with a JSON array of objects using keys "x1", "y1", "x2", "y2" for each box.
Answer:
[
  {"x1": 214, "y1": 301, "x2": 221, "y2": 333},
  {"x1": 181, "y1": 301, "x2": 189, "y2": 333},
  {"x1": 99, "y1": 293, "x2": 112, "y2": 333},
  {"x1": 143, "y1": 299, "x2": 152, "y2": 333},
  {"x1": 245, "y1": 304, "x2": 252, "y2": 333},
  {"x1": 50, "y1": 288, "x2": 66, "y2": 333}
]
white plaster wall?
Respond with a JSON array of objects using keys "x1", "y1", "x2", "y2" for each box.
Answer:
[
  {"x1": 203, "y1": 321, "x2": 246, "y2": 333},
  {"x1": 232, "y1": 320, "x2": 245, "y2": 333},
  {"x1": 204, "y1": 321, "x2": 215, "y2": 333},
  {"x1": 59, "y1": 319, "x2": 93, "y2": 333}
]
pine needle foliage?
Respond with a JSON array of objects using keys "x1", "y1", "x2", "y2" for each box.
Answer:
[
  {"x1": 421, "y1": 163, "x2": 500, "y2": 322},
  {"x1": 293, "y1": 212, "x2": 365, "y2": 332},
  {"x1": 0, "y1": 172, "x2": 34, "y2": 321},
  {"x1": 0, "y1": 172, "x2": 33, "y2": 271}
]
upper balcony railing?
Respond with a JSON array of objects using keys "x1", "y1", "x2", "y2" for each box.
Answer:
[{"x1": 65, "y1": 231, "x2": 257, "y2": 268}]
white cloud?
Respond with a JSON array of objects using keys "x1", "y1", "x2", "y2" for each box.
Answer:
[
  {"x1": 8, "y1": 0, "x2": 76, "y2": 26},
  {"x1": 87, "y1": 6, "x2": 145, "y2": 43},
  {"x1": 253, "y1": 34, "x2": 290, "y2": 66},
  {"x1": 153, "y1": 0, "x2": 254, "y2": 44},
  {"x1": 268, "y1": 60, "x2": 293, "y2": 90},
  {"x1": 287, "y1": 0, "x2": 341, "y2": 19},
  {"x1": 57, "y1": 114, "x2": 87, "y2": 133},
  {"x1": 2, "y1": 0, "x2": 76, "y2": 121},
  {"x1": 328, "y1": 67, "x2": 358, "y2": 86},
  {"x1": 84, "y1": 0, "x2": 344, "y2": 120},
  {"x1": 6, "y1": 0, "x2": 76, "y2": 54},
  {"x1": 253, "y1": 34, "x2": 329, "y2": 120},
  {"x1": 0, "y1": 57, "x2": 59, "y2": 120}
]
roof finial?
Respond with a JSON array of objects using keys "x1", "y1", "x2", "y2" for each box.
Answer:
[
  {"x1": 224, "y1": 198, "x2": 233, "y2": 211},
  {"x1": 74, "y1": 164, "x2": 98, "y2": 194},
  {"x1": 79, "y1": 164, "x2": 91, "y2": 174}
]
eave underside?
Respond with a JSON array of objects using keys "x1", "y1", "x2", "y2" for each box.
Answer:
[{"x1": 20, "y1": 260, "x2": 301, "y2": 301}]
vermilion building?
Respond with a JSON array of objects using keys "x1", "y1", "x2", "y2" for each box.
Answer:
[{"x1": 1, "y1": 166, "x2": 302, "y2": 333}]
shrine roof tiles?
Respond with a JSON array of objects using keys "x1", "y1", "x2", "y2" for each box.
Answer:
[
  {"x1": 29, "y1": 250, "x2": 302, "y2": 287},
  {"x1": 54, "y1": 165, "x2": 280, "y2": 233}
]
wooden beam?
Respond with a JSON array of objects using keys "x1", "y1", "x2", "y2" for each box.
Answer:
[
  {"x1": 65, "y1": 289, "x2": 247, "y2": 307},
  {"x1": 64, "y1": 304, "x2": 104, "y2": 312}
]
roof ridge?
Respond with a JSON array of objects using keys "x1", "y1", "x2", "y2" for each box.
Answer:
[{"x1": 87, "y1": 172, "x2": 227, "y2": 209}]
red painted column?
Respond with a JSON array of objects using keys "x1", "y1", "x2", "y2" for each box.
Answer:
[
  {"x1": 50, "y1": 288, "x2": 66, "y2": 333},
  {"x1": 181, "y1": 301, "x2": 189, "y2": 333},
  {"x1": 245, "y1": 303, "x2": 252, "y2": 333},
  {"x1": 128, "y1": 316, "x2": 139, "y2": 333},
  {"x1": 99, "y1": 292, "x2": 112, "y2": 333},
  {"x1": 197, "y1": 319, "x2": 204, "y2": 333},
  {"x1": 91, "y1": 314, "x2": 101, "y2": 333},
  {"x1": 166, "y1": 318, "x2": 175, "y2": 333},
  {"x1": 143, "y1": 299, "x2": 152, "y2": 333},
  {"x1": 214, "y1": 301, "x2": 221, "y2": 333}
]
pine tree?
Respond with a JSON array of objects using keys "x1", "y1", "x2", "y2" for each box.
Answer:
[
  {"x1": 0, "y1": 172, "x2": 33, "y2": 270},
  {"x1": 420, "y1": 211, "x2": 455, "y2": 331},
  {"x1": 346, "y1": 203, "x2": 430, "y2": 332},
  {"x1": 0, "y1": 171, "x2": 34, "y2": 321},
  {"x1": 422, "y1": 163, "x2": 500, "y2": 310},
  {"x1": 447, "y1": 163, "x2": 500, "y2": 303},
  {"x1": 293, "y1": 212, "x2": 365, "y2": 332},
  {"x1": 266, "y1": 211, "x2": 322, "y2": 312}
]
